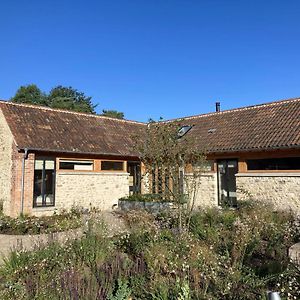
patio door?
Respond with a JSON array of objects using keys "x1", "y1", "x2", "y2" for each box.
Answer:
[
  {"x1": 127, "y1": 162, "x2": 141, "y2": 194},
  {"x1": 217, "y1": 160, "x2": 238, "y2": 207}
]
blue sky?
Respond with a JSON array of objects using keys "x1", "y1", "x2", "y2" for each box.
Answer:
[{"x1": 1, "y1": 1, "x2": 300, "y2": 121}]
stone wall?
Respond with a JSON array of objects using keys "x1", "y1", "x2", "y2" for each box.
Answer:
[
  {"x1": 185, "y1": 173, "x2": 218, "y2": 209},
  {"x1": 0, "y1": 110, "x2": 14, "y2": 215},
  {"x1": 54, "y1": 172, "x2": 129, "y2": 212},
  {"x1": 236, "y1": 173, "x2": 300, "y2": 212}
]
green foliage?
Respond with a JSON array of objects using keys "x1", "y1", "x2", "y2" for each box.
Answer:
[
  {"x1": 0, "y1": 203, "x2": 299, "y2": 299},
  {"x1": 10, "y1": 85, "x2": 124, "y2": 116},
  {"x1": 48, "y1": 85, "x2": 96, "y2": 113},
  {"x1": 10, "y1": 84, "x2": 47, "y2": 105},
  {"x1": 119, "y1": 193, "x2": 165, "y2": 202},
  {"x1": 108, "y1": 279, "x2": 131, "y2": 300},
  {"x1": 10, "y1": 84, "x2": 96, "y2": 113},
  {"x1": 102, "y1": 109, "x2": 125, "y2": 119},
  {"x1": 0, "y1": 209, "x2": 82, "y2": 235}
]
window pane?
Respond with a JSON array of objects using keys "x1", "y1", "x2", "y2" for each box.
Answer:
[
  {"x1": 34, "y1": 169, "x2": 43, "y2": 204},
  {"x1": 44, "y1": 169, "x2": 55, "y2": 205},
  {"x1": 34, "y1": 158, "x2": 55, "y2": 207},
  {"x1": 101, "y1": 161, "x2": 124, "y2": 171},
  {"x1": 59, "y1": 160, "x2": 94, "y2": 170},
  {"x1": 45, "y1": 160, "x2": 55, "y2": 170},
  {"x1": 35, "y1": 160, "x2": 44, "y2": 170},
  {"x1": 247, "y1": 157, "x2": 300, "y2": 170}
]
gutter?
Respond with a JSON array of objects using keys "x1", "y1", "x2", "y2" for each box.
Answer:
[
  {"x1": 207, "y1": 144, "x2": 300, "y2": 155},
  {"x1": 17, "y1": 147, "x2": 140, "y2": 159},
  {"x1": 20, "y1": 148, "x2": 29, "y2": 215}
]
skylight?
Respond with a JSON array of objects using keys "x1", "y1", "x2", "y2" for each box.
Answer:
[{"x1": 177, "y1": 125, "x2": 192, "y2": 138}]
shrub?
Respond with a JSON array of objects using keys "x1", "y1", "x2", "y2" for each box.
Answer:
[
  {"x1": 119, "y1": 193, "x2": 166, "y2": 202},
  {"x1": 0, "y1": 209, "x2": 82, "y2": 235},
  {"x1": 0, "y1": 202, "x2": 299, "y2": 299}
]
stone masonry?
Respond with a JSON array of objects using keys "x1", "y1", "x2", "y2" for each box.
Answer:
[
  {"x1": 236, "y1": 173, "x2": 300, "y2": 213},
  {"x1": 185, "y1": 173, "x2": 218, "y2": 209},
  {"x1": 0, "y1": 110, "x2": 13, "y2": 215},
  {"x1": 55, "y1": 172, "x2": 129, "y2": 212}
]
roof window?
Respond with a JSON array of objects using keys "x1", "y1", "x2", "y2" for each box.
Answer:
[{"x1": 177, "y1": 125, "x2": 192, "y2": 138}]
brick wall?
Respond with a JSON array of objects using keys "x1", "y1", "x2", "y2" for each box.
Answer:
[
  {"x1": 10, "y1": 149, "x2": 35, "y2": 217},
  {"x1": 0, "y1": 110, "x2": 14, "y2": 215},
  {"x1": 54, "y1": 172, "x2": 129, "y2": 212},
  {"x1": 236, "y1": 173, "x2": 300, "y2": 213}
]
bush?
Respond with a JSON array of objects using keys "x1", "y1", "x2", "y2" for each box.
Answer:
[
  {"x1": 119, "y1": 193, "x2": 167, "y2": 202},
  {"x1": 0, "y1": 209, "x2": 82, "y2": 235},
  {"x1": 0, "y1": 202, "x2": 299, "y2": 299}
]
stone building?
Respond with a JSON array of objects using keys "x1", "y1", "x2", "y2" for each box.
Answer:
[{"x1": 0, "y1": 97, "x2": 299, "y2": 217}]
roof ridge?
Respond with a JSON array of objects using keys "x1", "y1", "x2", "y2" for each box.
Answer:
[
  {"x1": 164, "y1": 97, "x2": 300, "y2": 123},
  {"x1": 0, "y1": 100, "x2": 147, "y2": 125}
]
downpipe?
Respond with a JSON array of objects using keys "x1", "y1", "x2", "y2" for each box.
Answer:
[{"x1": 20, "y1": 148, "x2": 29, "y2": 215}]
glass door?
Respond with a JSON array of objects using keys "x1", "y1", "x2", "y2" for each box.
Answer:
[
  {"x1": 127, "y1": 162, "x2": 141, "y2": 194},
  {"x1": 217, "y1": 160, "x2": 238, "y2": 207},
  {"x1": 33, "y1": 158, "x2": 56, "y2": 207}
]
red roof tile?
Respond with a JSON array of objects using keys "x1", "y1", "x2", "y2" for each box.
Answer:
[
  {"x1": 0, "y1": 101, "x2": 146, "y2": 157},
  {"x1": 173, "y1": 98, "x2": 300, "y2": 153},
  {"x1": 0, "y1": 97, "x2": 299, "y2": 156}
]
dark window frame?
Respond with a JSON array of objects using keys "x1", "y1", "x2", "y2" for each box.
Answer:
[
  {"x1": 101, "y1": 160, "x2": 125, "y2": 171},
  {"x1": 59, "y1": 159, "x2": 94, "y2": 171},
  {"x1": 247, "y1": 157, "x2": 300, "y2": 171},
  {"x1": 33, "y1": 157, "x2": 56, "y2": 208}
]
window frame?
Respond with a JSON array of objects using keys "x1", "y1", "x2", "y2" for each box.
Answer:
[
  {"x1": 33, "y1": 157, "x2": 56, "y2": 208},
  {"x1": 56, "y1": 158, "x2": 127, "y2": 173},
  {"x1": 100, "y1": 160, "x2": 126, "y2": 172},
  {"x1": 246, "y1": 157, "x2": 300, "y2": 173},
  {"x1": 58, "y1": 158, "x2": 95, "y2": 171}
]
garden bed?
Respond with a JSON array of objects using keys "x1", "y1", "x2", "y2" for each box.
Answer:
[
  {"x1": 0, "y1": 202, "x2": 300, "y2": 299},
  {"x1": 119, "y1": 199, "x2": 173, "y2": 212},
  {"x1": 0, "y1": 209, "x2": 82, "y2": 235},
  {"x1": 118, "y1": 194, "x2": 174, "y2": 212}
]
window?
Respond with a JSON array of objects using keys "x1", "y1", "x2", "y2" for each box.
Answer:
[
  {"x1": 101, "y1": 161, "x2": 124, "y2": 171},
  {"x1": 33, "y1": 159, "x2": 55, "y2": 207},
  {"x1": 247, "y1": 157, "x2": 300, "y2": 171},
  {"x1": 177, "y1": 125, "x2": 192, "y2": 138},
  {"x1": 59, "y1": 159, "x2": 94, "y2": 171}
]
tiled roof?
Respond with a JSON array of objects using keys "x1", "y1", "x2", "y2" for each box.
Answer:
[
  {"x1": 173, "y1": 98, "x2": 300, "y2": 153},
  {"x1": 0, "y1": 101, "x2": 146, "y2": 157},
  {"x1": 0, "y1": 97, "x2": 299, "y2": 156}
]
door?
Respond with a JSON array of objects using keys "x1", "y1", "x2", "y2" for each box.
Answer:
[
  {"x1": 127, "y1": 162, "x2": 141, "y2": 194},
  {"x1": 217, "y1": 160, "x2": 238, "y2": 207}
]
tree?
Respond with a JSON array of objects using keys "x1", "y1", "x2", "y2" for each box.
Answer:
[
  {"x1": 10, "y1": 84, "x2": 47, "y2": 106},
  {"x1": 135, "y1": 119, "x2": 207, "y2": 230},
  {"x1": 102, "y1": 109, "x2": 124, "y2": 119},
  {"x1": 48, "y1": 86, "x2": 96, "y2": 114}
]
